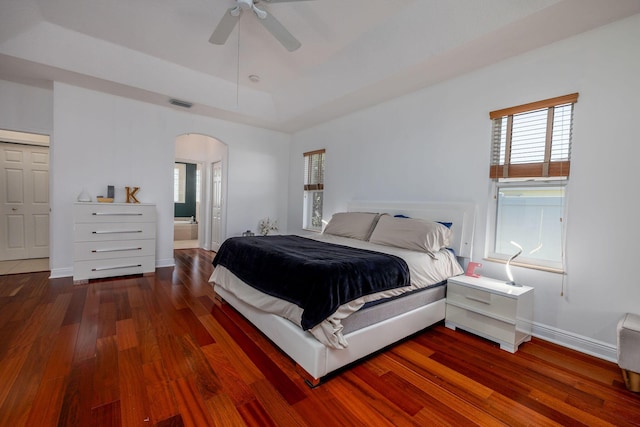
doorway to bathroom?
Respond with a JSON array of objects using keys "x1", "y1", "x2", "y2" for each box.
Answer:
[{"x1": 174, "y1": 134, "x2": 227, "y2": 251}]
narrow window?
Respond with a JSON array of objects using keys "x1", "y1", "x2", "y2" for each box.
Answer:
[
  {"x1": 174, "y1": 163, "x2": 186, "y2": 203},
  {"x1": 303, "y1": 149, "x2": 325, "y2": 231}
]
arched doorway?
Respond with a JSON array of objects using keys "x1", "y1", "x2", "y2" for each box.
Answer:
[{"x1": 174, "y1": 134, "x2": 228, "y2": 251}]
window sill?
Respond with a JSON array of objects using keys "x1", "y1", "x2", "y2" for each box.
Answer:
[{"x1": 483, "y1": 257, "x2": 565, "y2": 275}]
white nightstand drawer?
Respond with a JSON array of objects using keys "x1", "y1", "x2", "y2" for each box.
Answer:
[
  {"x1": 447, "y1": 282, "x2": 517, "y2": 321},
  {"x1": 446, "y1": 304, "x2": 516, "y2": 343}
]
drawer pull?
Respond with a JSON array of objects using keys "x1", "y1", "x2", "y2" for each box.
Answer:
[
  {"x1": 92, "y1": 212, "x2": 144, "y2": 216},
  {"x1": 91, "y1": 247, "x2": 142, "y2": 253},
  {"x1": 92, "y1": 230, "x2": 143, "y2": 234},
  {"x1": 92, "y1": 264, "x2": 142, "y2": 272},
  {"x1": 465, "y1": 294, "x2": 491, "y2": 304}
]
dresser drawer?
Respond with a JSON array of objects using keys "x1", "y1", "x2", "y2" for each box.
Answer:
[
  {"x1": 74, "y1": 256, "x2": 155, "y2": 281},
  {"x1": 74, "y1": 203, "x2": 156, "y2": 223},
  {"x1": 74, "y1": 239, "x2": 155, "y2": 262},
  {"x1": 74, "y1": 222, "x2": 156, "y2": 242},
  {"x1": 447, "y1": 282, "x2": 517, "y2": 321}
]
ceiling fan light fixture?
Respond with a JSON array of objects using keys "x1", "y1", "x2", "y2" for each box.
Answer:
[{"x1": 252, "y1": 5, "x2": 268, "y2": 19}]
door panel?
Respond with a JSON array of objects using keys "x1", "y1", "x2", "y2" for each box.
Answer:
[
  {"x1": 0, "y1": 142, "x2": 50, "y2": 260},
  {"x1": 211, "y1": 161, "x2": 222, "y2": 251}
]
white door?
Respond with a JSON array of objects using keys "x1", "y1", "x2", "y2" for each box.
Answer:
[
  {"x1": 211, "y1": 161, "x2": 222, "y2": 251},
  {"x1": 0, "y1": 142, "x2": 50, "y2": 260}
]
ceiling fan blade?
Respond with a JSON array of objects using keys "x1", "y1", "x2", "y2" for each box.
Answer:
[
  {"x1": 257, "y1": 11, "x2": 301, "y2": 52},
  {"x1": 209, "y1": 7, "x2": 241, "y2": 45}
]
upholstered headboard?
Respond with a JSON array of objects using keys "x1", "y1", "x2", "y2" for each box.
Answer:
[{"x1": 347, "y1": 201, "x2": 476, "y2": 260}]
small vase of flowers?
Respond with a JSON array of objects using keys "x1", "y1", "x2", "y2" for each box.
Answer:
[{"x1": 258, "y1": 217, "x2": 278, "y2": 236}]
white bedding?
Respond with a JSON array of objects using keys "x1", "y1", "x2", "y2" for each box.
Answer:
[{"x1": 209, "y1": 234, "x2": 463, "y2": 349}]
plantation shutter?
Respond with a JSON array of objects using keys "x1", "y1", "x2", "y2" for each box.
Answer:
[
  {"x1": 303, "y1": 149, "x2": 325, "y2": 191},
  {"x1": 489, "y1": 93, "x2": 578, "y2": 179}
]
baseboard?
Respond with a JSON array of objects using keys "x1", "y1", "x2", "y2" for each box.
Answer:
[
  {"x1": 49, "y1": 267, "x2": 72, "y2": 279},
  {"x1": 532, "y1": 321, "x2": 617, "y2": 363},
  {"x1": 156, "y1": 258, "x2": 175, "y2": 268}
]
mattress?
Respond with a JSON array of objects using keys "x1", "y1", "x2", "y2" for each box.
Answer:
[{"x1": 341, "y1": 283, "x2": 446, "y2": 334}]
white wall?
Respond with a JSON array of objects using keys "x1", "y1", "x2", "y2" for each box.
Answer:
[
  {"x1": 49, "y1": 82, "x2": 290, "y2": 276},
  {"x1": 0, "y1": 80, "x2": 52, "y2": 134},
  {"x1": 288, "y1": 14, "x2": 640, "y2": 360}
]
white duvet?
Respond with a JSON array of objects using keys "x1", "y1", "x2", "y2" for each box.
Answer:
[{"x1": 209, "y1": 234, "x2": 463, "y2": 349}]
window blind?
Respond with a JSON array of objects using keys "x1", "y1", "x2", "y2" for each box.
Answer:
[
  {"x1": 303, "y1": 149, "x2": 325, "y2": 191},
  {"x1": 489, "y1": 93, "x2": 578, "y2": 179}
]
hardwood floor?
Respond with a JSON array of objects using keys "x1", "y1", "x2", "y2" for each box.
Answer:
[{"x1": 1, "y1": 248, "x2": 639, "y2": 426}]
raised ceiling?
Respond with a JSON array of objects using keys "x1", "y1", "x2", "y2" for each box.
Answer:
[{"x1": 1, "y1": 0, "x2": 639, "y2": 132}]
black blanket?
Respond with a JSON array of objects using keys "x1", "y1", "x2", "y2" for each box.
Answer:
[{"x1": 212, "y1": 235, "x2": 410, "y2": 330}]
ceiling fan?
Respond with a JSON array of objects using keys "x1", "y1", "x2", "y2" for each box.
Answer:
[{"x1": 209, "y1": 0, "x2": 311, "y2": 52}]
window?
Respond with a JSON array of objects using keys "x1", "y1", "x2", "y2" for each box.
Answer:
[
  {"x1": 487, "y1": 94, "x2": 578, "y2": 271},
  {"x1": 489, "y1": 93, "x2": 578, "y2": 179},
  {"x1": 303, "y1": 149, "x2": 325, "y2": 231},
  {"x1": 174, "y1": 163, "x2": 186, "y2": 203}
]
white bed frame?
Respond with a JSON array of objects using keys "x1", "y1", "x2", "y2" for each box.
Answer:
[{"x1": 214, "y1": 201, "x2": 476, "y2": 386}]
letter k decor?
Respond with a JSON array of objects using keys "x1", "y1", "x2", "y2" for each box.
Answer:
[{"x1": 126, "y1": 186, "x2": 141, "y2": 203}]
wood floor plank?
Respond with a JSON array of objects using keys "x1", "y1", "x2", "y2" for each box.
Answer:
[
  {"x1": 118, "y1": 347, "x2": 151, "y2": 427},
  {"x1": 91, "y1": 399, "x2": 122, "y2": 427},
  {"x1": 201, "y1": 342, "x2": 257, "y2": 406},
  {"x1": 116, "y1": 318, "x2": 139, "y2": 351},
  {"x1": 136, "y1": 323, "x2": 162, "y2": 364},
  {"x1": 42, "y1": 323, "x2": 80, "y2": 382},
  {"x1": 206, "y1": 393, "x2": 247, "y2": 427},
  {"x1": 73, "y1": 283, "x2": 101, "y2": 363},
  {"x1": 97, "y1": 300, "x2": 117, "y2": 338},
  {"x1": 92, "y1": 336, "x2": 120, "y2": 409},
  {"x1": 145, "y1": 379, "x2": 179, "y2": 424},
  {"x1": 0, "y1": 333, "x2": 58, "y2": 427},
  {"x1": 172, "y1": 375, "x2": 216, "y2": 427},
  {"x1": 178, "y1": 333, "x2": 222, "y2": 400},
  {"x1": 24, "y1": 376, "x2": 66, "y2": 427},
  {"x1": 57, "y1": 357, "x2": 96, "y2": 427},
  {"x1": 0, "y1": 344, "x2": 31, "y2": 409},
  {"x1": 250, "y1": 379, "x2": 309, "y2": 427}
]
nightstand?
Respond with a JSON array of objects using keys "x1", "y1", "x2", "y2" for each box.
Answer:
[{"x1": 445, "y1": 275, "x2": 534, "y2": 353}]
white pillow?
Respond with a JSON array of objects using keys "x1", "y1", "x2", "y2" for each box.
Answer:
[
  {"x1": 369, "y1": 215, "x2": 451, "y2": 254},
  {"x1": 323, "y1": 212, "x2": 381, "y2": 241}
]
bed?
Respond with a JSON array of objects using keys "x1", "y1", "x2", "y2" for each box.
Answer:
[{"x1": 209, "y1": 201, "x2": 476, "y2": 386}]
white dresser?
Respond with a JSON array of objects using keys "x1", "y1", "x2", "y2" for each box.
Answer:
[
  {"x1": 73, "y1": 202, "x2": 156, "y2": 284},
  {"x1": 445, "y1": 275, "x2": 534, "y2": 353}
]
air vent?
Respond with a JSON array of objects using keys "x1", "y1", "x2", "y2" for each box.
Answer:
[{"x1": 169, "y1": 98, "x2": 193, "y2": 109}]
